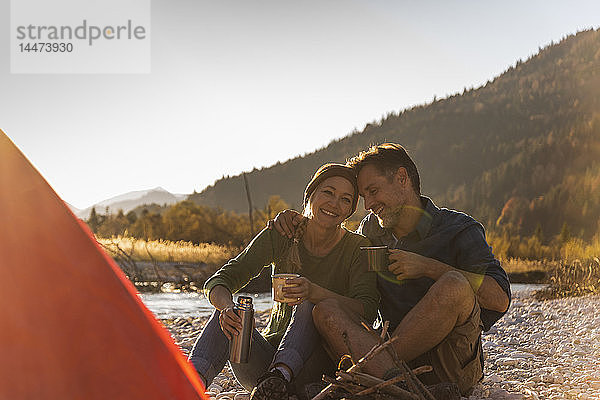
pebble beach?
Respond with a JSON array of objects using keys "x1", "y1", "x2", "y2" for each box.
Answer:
[{"x1": 162, "y1": 289, "x2": 600, "y2": 400}]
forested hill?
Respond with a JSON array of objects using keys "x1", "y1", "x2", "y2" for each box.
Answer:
[{"x1": 189, "y1": 29, "x2": 600, "y2": 240}]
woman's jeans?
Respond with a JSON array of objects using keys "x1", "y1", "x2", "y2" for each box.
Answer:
[{"x1": 188, "y1": 301, "x2": 334, "y2": 391}]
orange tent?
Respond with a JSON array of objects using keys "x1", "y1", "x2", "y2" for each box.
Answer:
[{"x1": 0, "y1": 130, "x2": 206, "y2": 399}]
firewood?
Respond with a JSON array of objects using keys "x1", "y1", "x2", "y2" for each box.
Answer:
[
  {"x1": 312, "y1": 323, "x2": 427, "y2": 400},
  {"x1": 336, "y1": 371, "x2": 420, "y2": 400},
  {"x1": 353, "y1": 366, "x2": 433, "y2": 397},
  {"x1": 399, "y1": 361, "x2": 435, "y2": 400}
]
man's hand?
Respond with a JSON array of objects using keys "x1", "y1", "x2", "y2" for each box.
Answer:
[
  {"x1": 270, "y1": 209, "x2": 303, "y2": 239},
  {"x1": 388, "y1": 250, "x2": 509, "y2": 312},
  {"x1": 388, "y1": 249, "x2": 444, "y2": 280}
]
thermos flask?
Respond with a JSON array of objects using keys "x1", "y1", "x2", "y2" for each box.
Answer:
[{"x1": 229, "y1": 296, "x2": 254, "y2": 363}]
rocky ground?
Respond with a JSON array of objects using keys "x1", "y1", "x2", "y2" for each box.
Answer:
[
  {"x1": 163, "y1": 290, "x2": 600, "y2": 400},
  {"x1": 473, "y1": 292, "x2": 600, "y2": 400}
]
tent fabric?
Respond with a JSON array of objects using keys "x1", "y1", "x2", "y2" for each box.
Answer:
[{"x1": 0, "y1": 130, "x2": 206, "y2": 399}]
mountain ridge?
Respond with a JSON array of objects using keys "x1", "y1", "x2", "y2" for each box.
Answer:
[
  {"x1": 188, "y1": 29, "x2": 600, "y2": 240},
  {"x1": 73, "y1": 187, "x2": 187, "y2": 219}
]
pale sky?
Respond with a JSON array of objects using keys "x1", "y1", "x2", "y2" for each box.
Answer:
[{"x1": 1, "y1": 0, "x2": 599, "y2": 209}]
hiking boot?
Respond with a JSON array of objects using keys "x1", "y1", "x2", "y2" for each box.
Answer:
[{"x1": 249, "y1": 369, "x2": 290, "y2": 400}]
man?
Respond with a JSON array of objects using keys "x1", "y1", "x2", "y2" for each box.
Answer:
[{"x1": 273, "y1": 143, "x2": 510, "y2": 395}]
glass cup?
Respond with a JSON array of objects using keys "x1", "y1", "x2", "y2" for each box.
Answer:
[
  {"x1": 360, "y1": 245, "x2": 390, "y2": 272},
  {"x1": 271, "y1": 273, "x2": 300, "y2": 303}
]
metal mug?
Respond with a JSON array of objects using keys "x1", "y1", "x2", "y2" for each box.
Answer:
[{"x1": 360, "y1": 245, "x2": 390, "y2": 272}]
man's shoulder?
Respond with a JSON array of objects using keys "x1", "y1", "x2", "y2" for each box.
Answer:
[
  {"x1": 433, "y1": 206, "x2": 481, "y2": 233},
  {"x1": 358, "y1": 213, "x2": 383, "y2": 239}
]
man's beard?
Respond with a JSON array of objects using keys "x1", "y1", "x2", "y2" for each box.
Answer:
[{"x1": 376, "y1": 204, "x2": 406, "y2": 229}]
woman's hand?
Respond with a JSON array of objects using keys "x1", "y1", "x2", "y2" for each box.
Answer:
[
  {"x1": 209, "y1": 285, "x2": 245, "y2": 340},
  {"x1": 218, "y1": 305, "x2": 243, "y2": 341},
  {"x1": 282, "y1": 276, "x2": 312, "y2": 306}
]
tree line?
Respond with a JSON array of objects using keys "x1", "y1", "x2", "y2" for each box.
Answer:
[
  {"x1": 87, "y1": 196, "x2": 290, "y2": 247},
  {"x1": 87, "y1": 198, "x2": 600, "y2": 263}
]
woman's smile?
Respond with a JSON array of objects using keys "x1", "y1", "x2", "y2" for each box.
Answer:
[{"x1": 319, "y1": 208, "x2": 339, "y2": 218}]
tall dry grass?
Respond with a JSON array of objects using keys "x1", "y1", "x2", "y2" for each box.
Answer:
[
  {"x1": 98, "y1": 236, "x2": 239, "y2": 266},
  {"x1": 534, "y1": 257, "x2": 600, "y2": 299},
  {"x1": 499, "y1": 255, "x2": 599, "y2": 299},
  {"x1": 531, "y1": 238, "x2": 600, "y2": 298},
  {"x1": 96, "y1": 236, "x2": 599, "y2": 298},
  {"x1": 560, "y1": 237, "x2": 600, "y2": 262}
]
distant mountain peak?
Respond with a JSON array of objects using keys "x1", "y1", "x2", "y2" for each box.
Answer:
[{"x1": 75, "y1": 187, "x2": 189, "y2": 219}]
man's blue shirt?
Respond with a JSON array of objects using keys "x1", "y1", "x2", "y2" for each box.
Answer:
[{"x1": 358, "y1": 196, "x2": 511, "y2": 332}]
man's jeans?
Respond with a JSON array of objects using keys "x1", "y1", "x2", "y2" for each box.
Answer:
[{"x1": 188, "y1": 301, "x2": 334, "y2": 391}]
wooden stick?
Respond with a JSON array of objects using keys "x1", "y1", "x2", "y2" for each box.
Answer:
[
  {"x1": 399, "y1": 364, "x2": 421, "y2": 399},
  {"x1": 374, "y1": 320, "x2": 404, "y2": 371},
  {"x1": 379, "y1": 321, "x2": 389, "y2": 344},
  {"x1": 353, "y1": 366, "x2": 433, "y2": 397},
  {"x1": 336, "y1": 371, "x2": 420, "y2": 400},
  {"x1": 321, "y1": 375, "x2": 363, "y2": 394},
  {"x1": 354, "y1": 334, "x2": 401, "y2": 369},
  {"x1": 339, "y1": 365, "x2": 431, "y2": 384},
  {"x1": 242, "y1": 172, "x2": 255, "y2": 236},
  {"x1": 362, "y1": 320, "x2": 395, "y2": 366},
  {"x1": 360, "y1": 321, "x2": 376, "y2": 335},
  {"x1": 313, "y1": 335, "x2": 403, "y2": 400},
  {"x1": 360, "y1": 320, "x2": 390, "y2": 345},
  {"x1": 401, "y1": 361, "x2": 436, "y2": 400},
  {"x1": 337, "y1": 370, "x2": 380, "y2": 386},
  {"x1": 375, "y1": 321, "x2": 404, "y2": 370},
  {"x1": 410, "y1": 365, "x2": 433, "y2": 376},
  {"x1": 386, "y1": 343, "x2": 403, "y2": 370}
]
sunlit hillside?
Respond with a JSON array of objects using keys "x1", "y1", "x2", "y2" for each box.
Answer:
[{"x1": 189, "y1": 29, "x2": 600, "y2": 242}]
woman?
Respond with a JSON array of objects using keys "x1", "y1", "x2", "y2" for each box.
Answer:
[{"x1": 188, "y1": 163, "x2": 378, "y2": 400}]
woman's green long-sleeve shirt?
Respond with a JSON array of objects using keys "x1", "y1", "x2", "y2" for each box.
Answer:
[{"x1": 204, "y1": 227, "x2": 379, "y2": 347}]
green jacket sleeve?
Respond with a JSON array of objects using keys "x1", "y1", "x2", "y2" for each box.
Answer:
[
  {"x1": 203, "y1": 227, "x2": 287, "y2": 297},
  {"x1": 346, "y1": 235, "x2": 380, "y2": 323}
]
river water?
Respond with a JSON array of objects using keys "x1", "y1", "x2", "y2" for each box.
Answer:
[
  {"x1": 139, "y1": 292, "x2": 273, "y2": 319},
  {"x1": 139, "y1": 283, "x2": 544, "y2": 319}
]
